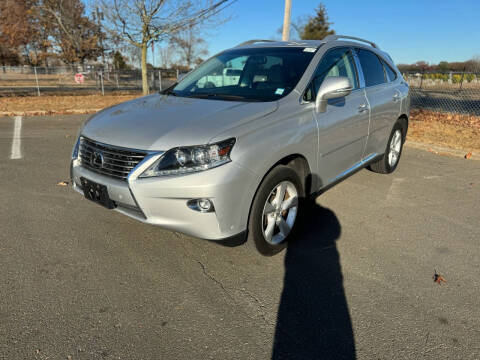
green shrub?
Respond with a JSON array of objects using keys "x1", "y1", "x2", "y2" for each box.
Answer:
[
  {"x1": 452, "y1": 74, "x2": 462, "y2": 83},
  {"x1": 465, "y1": 74, "x2": 475, "y2": 82}
]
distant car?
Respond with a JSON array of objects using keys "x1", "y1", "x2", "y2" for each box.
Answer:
[{"x1": 71, "y1": 35, "x2": 410, "y2": 255}]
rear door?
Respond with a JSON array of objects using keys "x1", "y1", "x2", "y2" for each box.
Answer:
[
  {"x1": 306, "y1": 47, "x2": 370, "y2": 186},
  {"x1": 355, "y1": 48, "x2": 401, "y2": 157}
]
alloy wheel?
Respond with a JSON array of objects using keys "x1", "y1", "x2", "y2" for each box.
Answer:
[
  {"x1": 388, "y1": 129, "x2": 402, "y2": 167},
  {"x1": 261, "y1": 181, "x2": 299, "y2": 245}
]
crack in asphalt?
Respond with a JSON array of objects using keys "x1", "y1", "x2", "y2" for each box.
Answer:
[
  {"x1": 196, "y1": 260, "x2": 275, "y2": 327},
  {"x1": 197, "y1": 260, "x2": 235, "y2": 302}
]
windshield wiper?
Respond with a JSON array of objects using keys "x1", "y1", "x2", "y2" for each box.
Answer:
[
  {"x1": 160, "y1": 83, "x2": 178, "y2": 96},
  {"x1": 186, "y1": 93, "x2": 260, "y2": 102}
]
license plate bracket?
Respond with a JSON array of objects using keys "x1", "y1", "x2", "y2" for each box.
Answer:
[{"x1": 80, "y1": 177, "x2": 116, "y2": 209}]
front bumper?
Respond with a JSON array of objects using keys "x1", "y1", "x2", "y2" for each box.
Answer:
[{"x1": 71, "y1": 157, "x2": 260, "y2": 240}]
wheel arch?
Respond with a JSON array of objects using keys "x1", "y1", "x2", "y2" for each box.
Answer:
[
  {"x1": 398, "y1": 114, "x2": 409, "y2": 140},
  {"x1": 245, "y1": 153, "x2": 312, "y2": 236}
]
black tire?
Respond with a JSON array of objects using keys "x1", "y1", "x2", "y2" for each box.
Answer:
[
  {"x1": 369, "y1": 121, "x2": 405, "y2": 174},
  {"x1": 246, "y1": 165, "x2": 304, "y2": 256}
]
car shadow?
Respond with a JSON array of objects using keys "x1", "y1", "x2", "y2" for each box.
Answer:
[{"x1": 272, "y1": 201, "x2": 356, "y2": 360}]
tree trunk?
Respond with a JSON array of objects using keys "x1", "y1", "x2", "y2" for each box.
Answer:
[{"x1": 141, "y1": 43, "x2": 149, "y2": 95}]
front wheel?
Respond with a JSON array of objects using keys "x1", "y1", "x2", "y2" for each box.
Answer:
[
  {"x1": 247, "y1": 166, "x2": 303, "y2": 256},
  {"x1": 369, "y1": 122, "x2": 405, "y2": 174}
]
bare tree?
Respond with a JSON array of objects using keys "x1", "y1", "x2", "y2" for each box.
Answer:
[
  {"x1": 99, "y1": 0, "x2": 233, "y2": 95},
  {"x1": 158, "y1": 43, "x2": 175, "y2": 68},
  {"x1": 123, "y1": 43, "x2": 142, "y2": 68},
  {"x1": 276, "y1": 16, "x2": 308, "y2": 40},
  {"x1": 170, "y1": 23, "x2": 208, "y2": 69}
]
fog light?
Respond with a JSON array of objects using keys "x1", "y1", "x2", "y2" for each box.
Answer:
[{"x1": 187, "y1": 198, "x2": 214, "y2": 213}]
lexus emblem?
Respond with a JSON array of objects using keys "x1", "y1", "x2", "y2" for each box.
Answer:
[{"x1": 91, "y1": 151, "x2": 104, "y2": 168}]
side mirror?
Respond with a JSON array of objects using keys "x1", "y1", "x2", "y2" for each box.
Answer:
[{"x1": 315, "y1": 76, "x2": 353, "y2": 113}]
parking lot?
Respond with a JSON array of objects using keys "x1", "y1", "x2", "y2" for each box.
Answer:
[{"x1": 1, "y1": 114, "x2": 479, "y2": 359}]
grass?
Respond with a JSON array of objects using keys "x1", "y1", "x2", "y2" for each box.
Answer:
[
  {"x1": 409, "y1": 110, "x2": 480, "y2": 153},
  {"x1": 0, "y1": 94, "x2": 141, "y2": 113}
]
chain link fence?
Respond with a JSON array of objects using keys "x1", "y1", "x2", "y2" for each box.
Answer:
[
  {"x1": 2, "y1": 66, "x2": 480, "y2": 116},
  {"x1": 404, "y1": 71, "x2": 480, "y2": 115},
  {"x1": 0, "y1": 66, "x2": 186, "y2": 96}
]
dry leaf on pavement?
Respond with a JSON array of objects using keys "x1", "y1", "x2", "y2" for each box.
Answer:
[
  {"x1": 433, "y1": 269, "x2": 447, "y2": 285},
  {"x1": 57, "y1": 181, "x2": 69, "y2": 186}
]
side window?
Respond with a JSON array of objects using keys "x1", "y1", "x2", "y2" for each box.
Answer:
[
  {"x1": 356, "y1": 49, "x2": 386, "y2": 87},
  {"x1": 303, "y1": 47, "x2": 358, "y2": 102},
  {"x1": 381, "y1": 59, "x2": 397, "y2": 82}
]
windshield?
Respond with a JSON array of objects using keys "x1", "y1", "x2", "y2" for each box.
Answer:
[{"x1": 170, "y1": 47, "x2": 317, "y2": 102}]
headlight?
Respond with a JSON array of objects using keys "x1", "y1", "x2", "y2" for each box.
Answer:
[
  {"x1": 71, "y1": 136, "x2": 80, "y2": 160},
  {"x1": 139, "y1": 138, "x2": 235, "y2": 177}
]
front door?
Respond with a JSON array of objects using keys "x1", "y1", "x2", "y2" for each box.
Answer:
[{"x1": 306, "y1": 47, "x2": 370, "y2": 186}]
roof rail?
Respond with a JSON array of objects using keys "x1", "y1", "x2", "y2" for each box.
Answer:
[
  {"x1": 323, "y1": 35, "x2": 379, "y2": 49},
  {"x1": 235, "y1": 39, "x2": 276, "y2": 47}
]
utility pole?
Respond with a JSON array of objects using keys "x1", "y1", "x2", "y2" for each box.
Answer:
[
  {"x1": 282, "y1": 0, "x2": 292, "y2": 41},
  {"x1": 96, "y1": 7, "x2": 105, "y2": 66}
]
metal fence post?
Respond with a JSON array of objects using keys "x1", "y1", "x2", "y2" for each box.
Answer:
[
  {"x1": 158, "y1": 70, "x2": 162, "y2": 91},
  {"x1": 176, "y1": 69, "x2": 179, "y2": 80},
  {"x1": 34, "y1": 66, "x2": 41, "y2": 96},
  {"x1": 115, "y1": 71, "x2": 119, "y2": 88},
  {"x1": 100, "y1": 70, "x2": 105, "y2": 96},
  {"x1": 460, "y1": 67, "x2": 466, "y2": 90},
  {"x1": 420, "y1": 68, "x2": 424, "y2": 89}
]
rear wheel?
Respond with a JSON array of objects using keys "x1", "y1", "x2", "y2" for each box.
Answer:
[
  {"x1": 247, "y1": 166, "x2": 303, "y2": 256},
  {"x1": 369, "y1": 122, "x2": 405, "y2": 174}
]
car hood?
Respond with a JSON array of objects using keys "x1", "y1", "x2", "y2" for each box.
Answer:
[{"x1": 81, "y1": 94, "x2": 278, "y2": 151}]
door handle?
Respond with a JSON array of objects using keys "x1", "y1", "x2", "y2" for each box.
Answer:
[{"x1": 358, "y1": 104, "x2": 368, "y2": 113}]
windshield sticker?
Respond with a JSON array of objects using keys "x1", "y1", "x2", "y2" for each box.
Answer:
[
  {"x1": 303, "y1": 47, "x2": 317, "y2": 53},
  {"x1": 275, "y1": 88, "x2": 285, "y2": 95}
]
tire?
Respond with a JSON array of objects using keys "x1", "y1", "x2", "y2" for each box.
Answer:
[
  {"x1": 246, "y1": 165, "x2": 304, "y2": 256},
  {"x1": 369, "y1": 121, "x2": 405, "y2": 174}
]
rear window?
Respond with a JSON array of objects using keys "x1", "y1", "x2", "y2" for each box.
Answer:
[{"x1": 356, "y1": 49, "x2": 386, "y2": 87}]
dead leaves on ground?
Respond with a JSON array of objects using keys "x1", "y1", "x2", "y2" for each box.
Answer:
[
  {"x1": 411, "y1": 109, "x2": 480, "y2": 130},
  {"x1": 433, "y1": 269, "x2": 447, "y2": 285},
  {"x1": 56, "y1": 181, "x2": 69, "y2": 186}
]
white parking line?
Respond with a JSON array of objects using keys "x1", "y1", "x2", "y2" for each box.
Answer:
[{"x1": 10, "y1": 116, "x2": 22, "y2": 159}]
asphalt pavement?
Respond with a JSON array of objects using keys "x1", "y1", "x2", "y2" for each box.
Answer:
[{"x1": 0, "y1": 114, "x2": 479, "y2": 360}]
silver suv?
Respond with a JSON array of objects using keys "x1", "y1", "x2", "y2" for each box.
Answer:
[{"x1": 71, "y1": 35, "x2": 409, "y2": 255}]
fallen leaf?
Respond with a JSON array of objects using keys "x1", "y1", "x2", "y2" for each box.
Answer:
[
  {"x1": 433, "y1": 269, "x2": 447, "y2": 285},
  {"x1": 57, "y1": 181, "x2": 69, "y2": 186},
  {"x1": 465, "y1": 152, "x2": 472, "y2": 159}
]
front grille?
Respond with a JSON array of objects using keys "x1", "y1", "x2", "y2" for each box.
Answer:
[{"x1": 78, "y1": 136, "x2": 147, "y2": 181}]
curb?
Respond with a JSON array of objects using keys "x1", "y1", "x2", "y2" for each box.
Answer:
[{"x1": 405, "y1": 140, "x2": 479, "y2": 161}]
